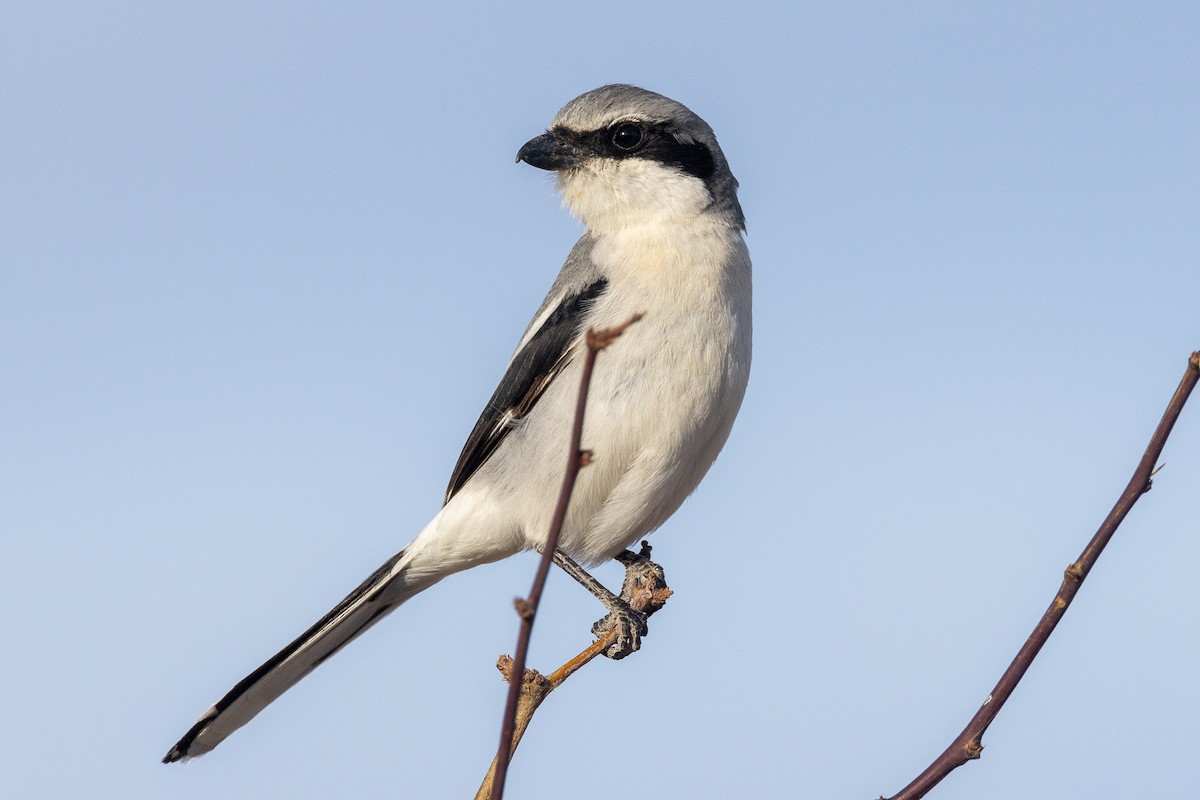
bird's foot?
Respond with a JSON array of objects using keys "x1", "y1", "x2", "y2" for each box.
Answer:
[
  {"x1": 591, "y1": 601, "x2": 649, "y2": 660},
  {"x1": 590, "y1": 541, "x2": 671, "y2": 659},
  {"x1": 615, "y1": 542, "x2": 665, "y2": 600}
]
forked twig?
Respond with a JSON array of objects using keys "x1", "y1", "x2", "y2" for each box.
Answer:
[
  {"x1": 884, "y1": 351, "x2": 1200, "y2": 800},
  {"x1": 487, "y1": 314, "x2": 644, "y2": 800}
]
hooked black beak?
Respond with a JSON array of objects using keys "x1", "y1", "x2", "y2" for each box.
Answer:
[{"x1": 516, "y1": 130, "x2": 582, "y2": 171}]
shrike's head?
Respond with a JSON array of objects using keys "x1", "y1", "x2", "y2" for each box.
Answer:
[{"x1": 517, "y1": 85, "x2": 744, "y2": 235}]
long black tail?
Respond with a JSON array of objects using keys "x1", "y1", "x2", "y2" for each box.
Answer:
[{"x1": 164, "y1": 548, "x2": 415, "y2": 762}]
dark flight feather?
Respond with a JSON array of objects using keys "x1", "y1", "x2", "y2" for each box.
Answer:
[{"x1": 444, "y1": 278, "x2": 608, "y2": 503}]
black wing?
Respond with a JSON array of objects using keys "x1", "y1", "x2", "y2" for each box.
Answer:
[{"x1": 444, "y1": 278, "x2": 608, "y2": 504}]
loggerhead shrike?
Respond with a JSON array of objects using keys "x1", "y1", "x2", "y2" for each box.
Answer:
[{"x1": 164, "y1": 84, "x2": 751, "y2": 763}]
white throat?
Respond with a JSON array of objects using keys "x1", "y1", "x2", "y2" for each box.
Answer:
[{"x1": 556, "y1": 159, "x2": 716, "y2": 238}]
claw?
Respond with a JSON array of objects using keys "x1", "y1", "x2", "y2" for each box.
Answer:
[{"x1": 591, "y1": 603, "x2": 649, "y2": 660}]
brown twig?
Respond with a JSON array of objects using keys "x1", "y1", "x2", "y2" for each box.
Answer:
[
  {"x1": 884, "y1": 351, "x2": 1200, "y2": 800},
  {"x1": 488, "y1": 314, "x2": 643, "y2": 800}
]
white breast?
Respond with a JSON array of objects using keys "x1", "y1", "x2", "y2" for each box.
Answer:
[{"x1": 551, "y1": 211, "x2": 752, "y2": 563}]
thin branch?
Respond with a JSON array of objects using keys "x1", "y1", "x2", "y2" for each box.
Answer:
[
  {"x1": 488, "y1": 314, "x2": 643, "y2": 800},
  {"x1": 884, "y1": 351, "x2": 1200, "y2": 800},
  {"x1": 474, "y1": 544, "x2": 671, "y2": 800}
]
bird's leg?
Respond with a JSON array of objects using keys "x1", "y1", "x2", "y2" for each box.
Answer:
[
  {"x1": 551, "y1": 549, "x2": 645, "y2": 659},
  {"x1": 552, "y1": 542, "x2": 666, "y2": 660}
]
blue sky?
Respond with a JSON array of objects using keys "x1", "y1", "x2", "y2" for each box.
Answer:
[{"x1": 3, "y1": 3, "x2": 1198, "y2": 798}]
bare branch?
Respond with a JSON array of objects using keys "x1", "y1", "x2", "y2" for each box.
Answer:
[
  {"x1": 487, "y1": 314, "x2": 643, "y2": 800},
  {"x1": 883, "y1": 351, "x2": 1200, "y2": 800}
]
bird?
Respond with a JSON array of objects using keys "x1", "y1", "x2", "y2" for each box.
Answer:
[{"x1": 164, "y1": 83, "x2": 751, "y2": 763}]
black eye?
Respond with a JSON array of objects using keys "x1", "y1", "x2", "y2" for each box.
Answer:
[{"x1": 610, "y1": 123, "x2": 644, "y2": 151}]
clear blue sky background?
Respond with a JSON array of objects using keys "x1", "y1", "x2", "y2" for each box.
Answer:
[{"x1": 3, "y1": 3, "x2": 1197, "y2": 798}]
